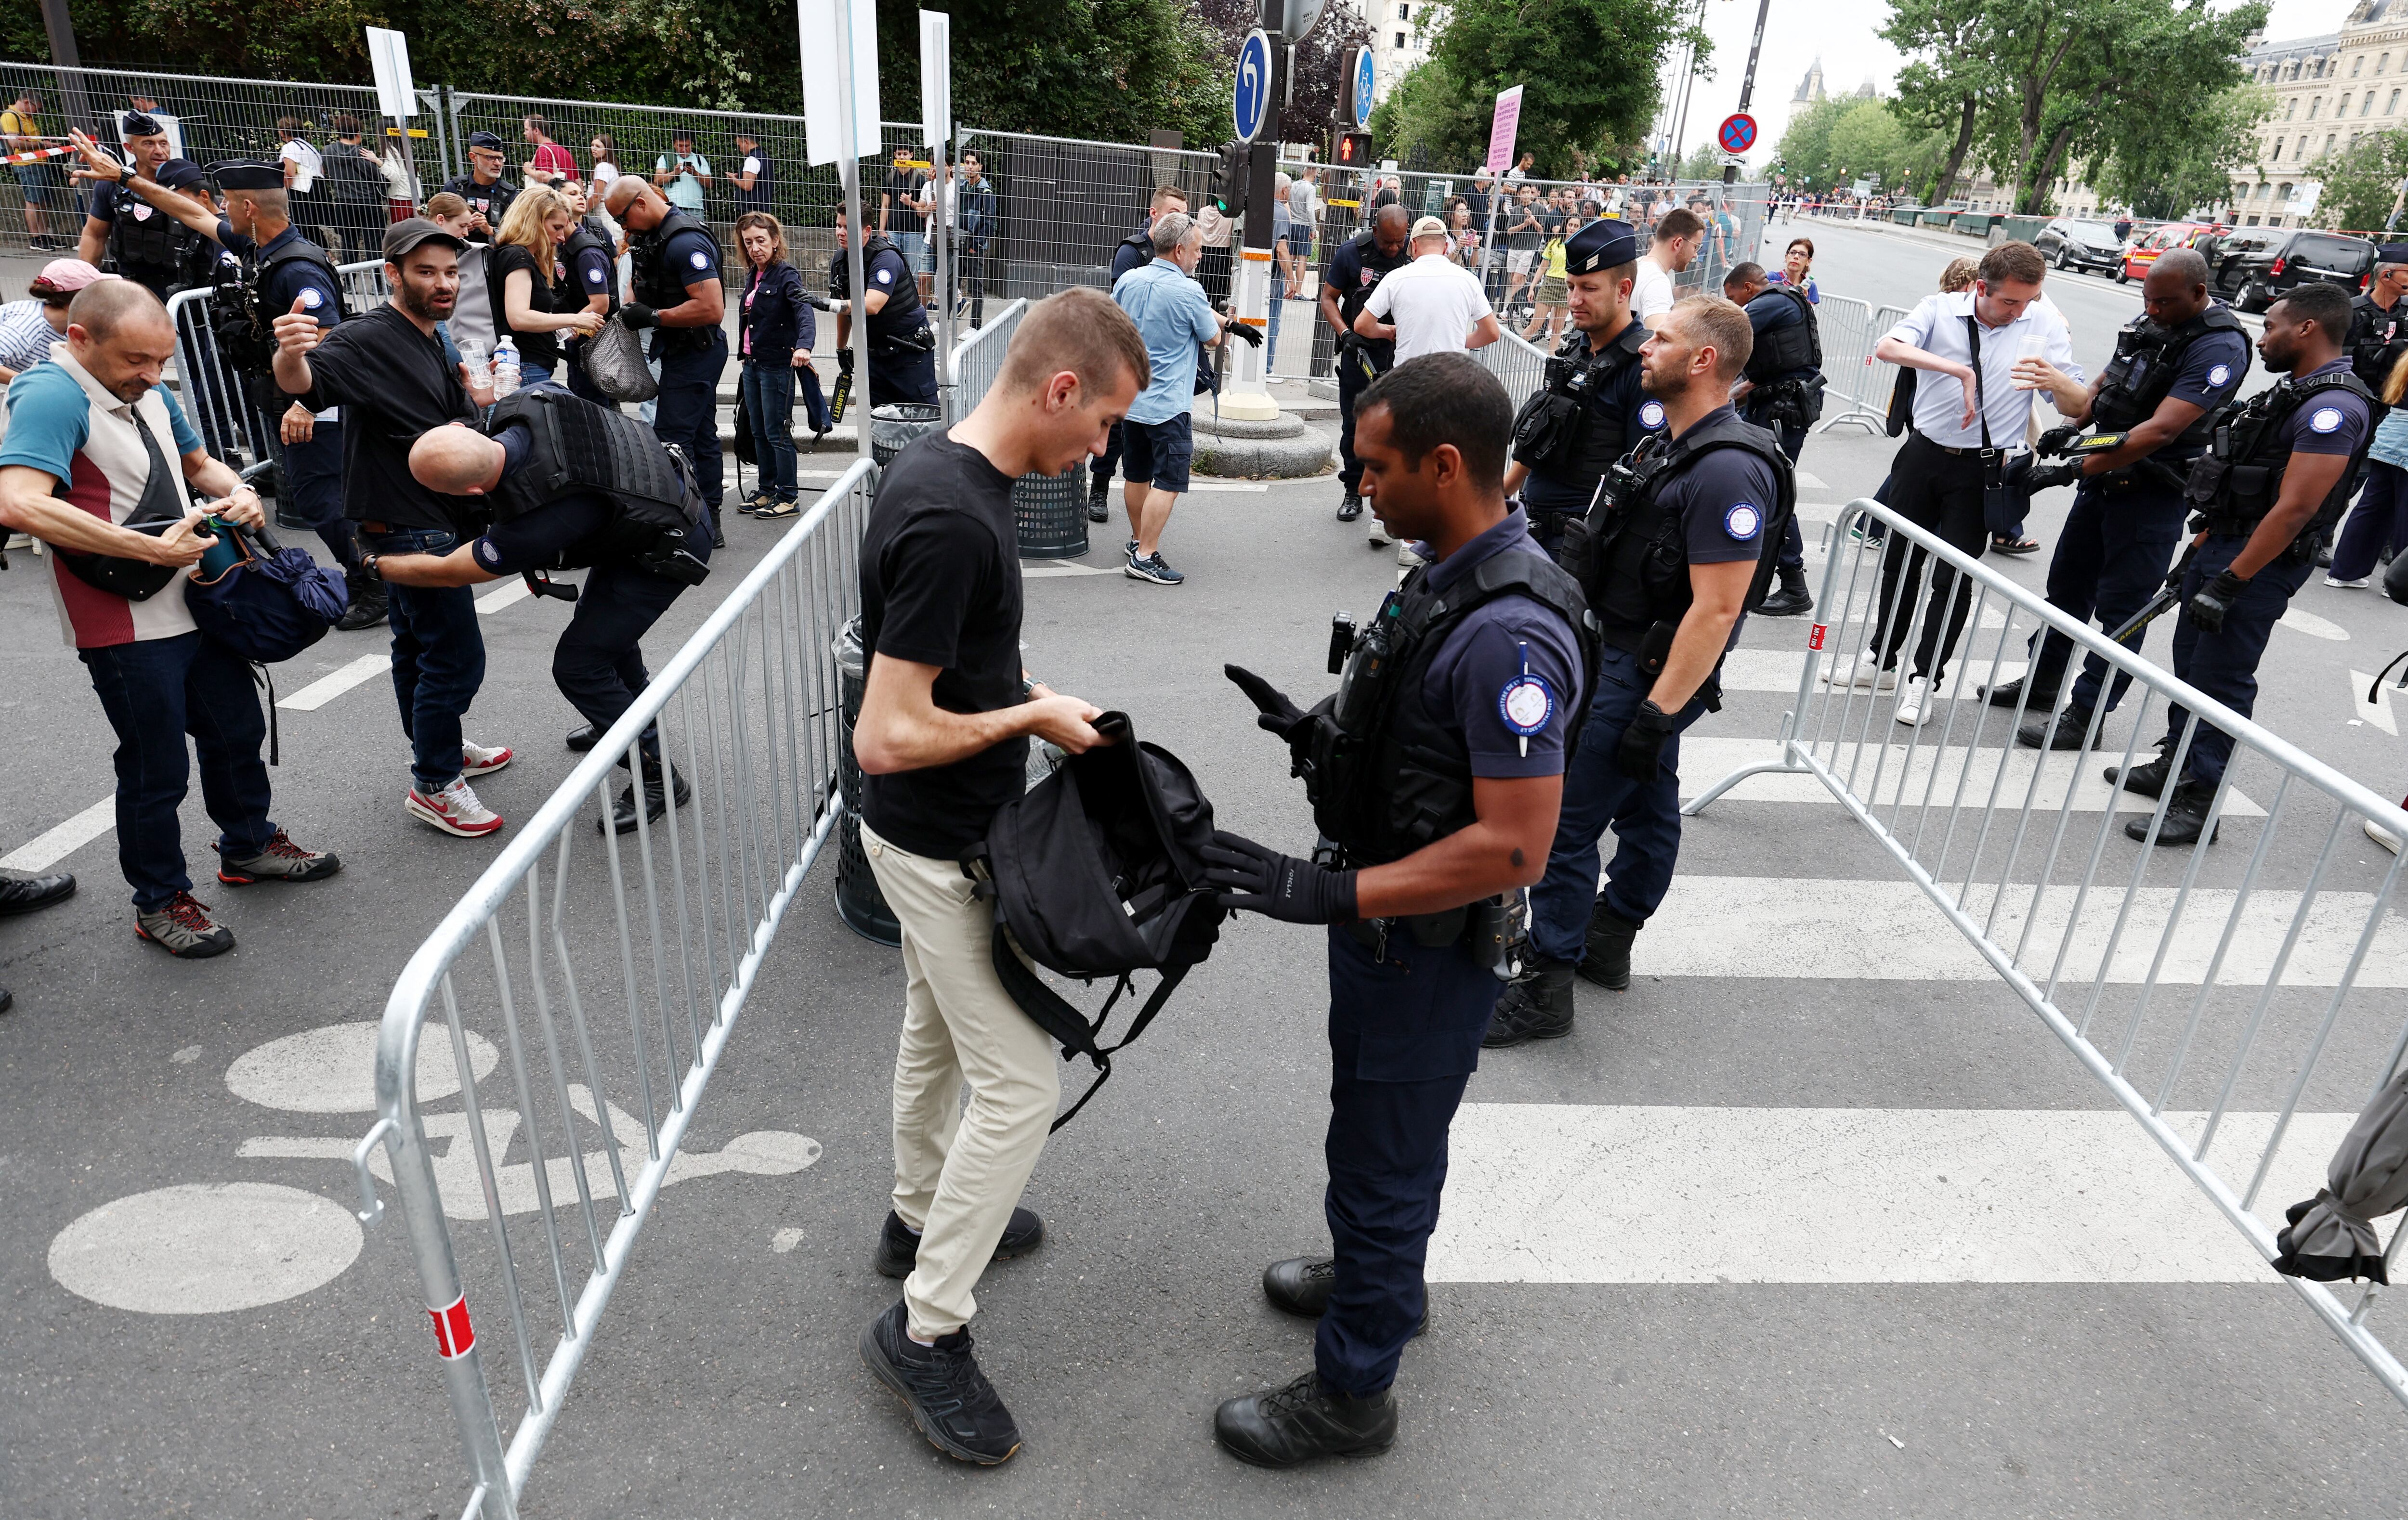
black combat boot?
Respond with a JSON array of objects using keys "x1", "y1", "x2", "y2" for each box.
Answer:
[
  {"x1": 1983, "y1": 673, "x2": 2057, "y2": 709},
  {"x1": 336, "y1": 571, "x2": 389, "y2": 632},
  {"x1": 1336, "y1": 491, "x2": 1363, "y2": 522},
  {"x1": 602, "y1": 759, "x2": 691, "y2": 834},
  {"x1": 1087, "y1": 476, "x2": 1112, "y2": 522},
  {"x1": 1214, "y1": 1372, "x2": 1398, "y2": 1467},
  {"x1": 709, "y1": 504, "x2": 726, "y2": 549},
  {"x1": 1580, "y1": 902, "x2": 1639, "y2": 990},
  {"x1": 2105, "y1": 748, "x2": 2171, "y2": 799},
  {"x1": 1485, "y1": 957, "x2": 1575, "y2": 1046},
  {"x1": 1755, "y1": 566, "x2": 1812, "y2": 618},
  {"x1": 2130, "y1": 779, "x2": 2219, "y2": 845},
  {"x1": 2017, "y1": 706, "x2": 2095, "y2": 751},
  {"x1": 1261, "y1": 1256, "x2": 1427, "y2": 1335}
]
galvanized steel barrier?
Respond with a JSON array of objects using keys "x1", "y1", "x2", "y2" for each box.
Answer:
[
  {"x1": 1686, "y1": 498, "x2": 2408, "y2": 1411},
  {"x1": 1475, "y1": 327, "x2": 1549, "y2": 416},
  {"x1": 357, "y1": 460, "x2": 875, "y2": 1519},
  {"x1": 164, "y1": 259, "x2": 389, "y2": 475},
  {"x1": 942, "y1": 296, "x2": 1025, "y2": 424},
  {"x1": 1812, "y1": 296, "x2": 1906, "y2": 437}
]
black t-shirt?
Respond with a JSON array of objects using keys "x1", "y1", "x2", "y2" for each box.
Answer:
[
  {"x1": 492, "y1": 242, "x2": 561, "y2": 371},
  {"x1": 733, "y1": 147, "x2": 774, "y2": 214},
  {"x1": 291, "y1": 304, "x2": 480, "y2": 530},
  {"x1": 858, "y1": 434, "x2": 1027, "y2": 857},
  {"x1": 1507, "y1": 202, "x2": 1543, "y2": 250},
  {"x1": 882, "y1": 166, "x2": 925, "y2": 231}
]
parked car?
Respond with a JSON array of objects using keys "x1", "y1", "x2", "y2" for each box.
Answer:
[
  {"x1": 2209, "y1": 227, "x2": 2378, "y2": 312},
  {"x1": 2118, "y1": 221, "x2": 2227, "y2": 283},
  {"x1": 2034, "y1": 217, "x2": 2124, "y2": 274}
]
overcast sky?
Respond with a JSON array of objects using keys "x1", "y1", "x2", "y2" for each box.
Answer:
[{"x1": 1656, "y1": 0, "x2": 2358, "y2": 171}]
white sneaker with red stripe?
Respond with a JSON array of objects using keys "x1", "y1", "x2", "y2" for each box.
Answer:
[
  {"x1": 406, "y1": 778, "x2": 505, "y2": 838},
  {"x1": 461, "y1": 740, "x2": 514, "y2": 776}
]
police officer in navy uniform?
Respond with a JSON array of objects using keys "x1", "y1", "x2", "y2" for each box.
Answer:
[
  {"x1": 1485, "y1": 295, "x2": 1794, "y2": 1045},
  {"x1": 2108, "y1": 281, "x2": 2376, "y2": 846},
  {"x1": 834, "y1": 208, "x2": 938, "y2": 407},
  {"x1": 2346, "y1": 244, "x2": 2408, "y2": 406},
  {"x1": 1721, "y1": 260, "x2": 1820, "y2": 617},
  {"x1": 1320, "y1": 203, "x2": 1413, "y2": 523},
  {"x1": 1500, "y1": 217, "x2": 1666, "y2": 551},
  {"x1": 557, "y1": 197, "x2": 620, "y2": 408},
  {"x1": 1989, "y1": 248, "x2": 2250, "y2": 747},
  {"x1": 76, "y1": 113, "x2": 209, "y2": 302},
  {"x1": 439, "y1": 131, "x2": 520, "y2": 245},
  {"x1": 1205, "y1": 352, "x2": 1591, "y2": 1466},
  {"x1": 606, "y1": 177, "x2": 728, "y2": 546},
  {"x1": 366, "y1": 381, "x2": 714, "y2": 831}
]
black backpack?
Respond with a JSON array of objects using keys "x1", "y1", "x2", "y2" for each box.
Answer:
[{"x1": 965, "y1": 712, "x2": 1225, "y2": 1130}]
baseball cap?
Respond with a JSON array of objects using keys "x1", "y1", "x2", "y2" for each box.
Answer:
[
  {"x1": 383, "y1": 217, "x2": 469, "y2": 261},
  {"x1": 35, "y1": 258, "x2": 118, "y2": 293},
  {"x1": 1410, "y1": 215, "x2": 1448, "y2": 239}
]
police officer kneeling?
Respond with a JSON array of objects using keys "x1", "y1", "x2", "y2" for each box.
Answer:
[
  {"x1": 1500, "y1": 216, "x2": 1666, "y2": 552},
  {"x1": 1487, "y1": 295, "x2": 1793, "y2": 1045},
  {"x1": 1994, "y1": 247, "x2": 2248, "y2": 747},
  {"x1": 2109, "y1": 281, "x2": 2374, "y2": 845},
  {"x1": 1206, "y1": 352, "x2": 1591, "y2": 1466},
  {"x1": 366, "y1": 382, "x2": 714, "y2": 831}
]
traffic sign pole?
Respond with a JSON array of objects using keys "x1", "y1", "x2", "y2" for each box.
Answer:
[{"x1": 1725, "y1": 0, "x2": 1772, "y2": 183}]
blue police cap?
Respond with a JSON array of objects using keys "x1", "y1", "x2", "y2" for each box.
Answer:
[
  {"x1": 467, "y1": 130, "x2": 506, "y2": 151},
  {"x1": 121, "y1": 111, "x2": 163, "y2": 138},
  {"x1": 209, "y1": 160, "x2": 285, "y2": 191},
  {"x1": 155, "y1": 158, "x2": 206, "y2": 191},
  {"x1": 1564, "y1": 217, "x2": 1640, "y2": 276},
  {"x1": 2381, "y1": 243, "x2": 2408, "y2": 265}
]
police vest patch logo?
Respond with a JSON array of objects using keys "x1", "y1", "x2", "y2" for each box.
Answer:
[
  {"x1": 1639, "y1": 400, "x2": 1667, "y2": 430},
  {"x1": 588, "y1": 266, "x2": 605, "y2": 284},
  {"x1": 1725, "y1": 502, "x2": 1763, "y2": 540},
  {"x1": 689, "y1": 249, "x2": 709, "y2": 270},
  {"x1": 1497, "y1": 674, "x2": 1555, "y2": 735},
  {"x1": 2311, "y1": 405, "x2": 2345, "y2": 434},
  {"x1": 298, "y1": 287, "x2": 323, "y2": 310},
  {"x1": 2207, "y1": 364, "x2": 2231, "y2": 388}
]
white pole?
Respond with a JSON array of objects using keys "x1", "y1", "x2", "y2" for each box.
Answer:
[{"x1": 834, "y1": 0, "x2": 871, "y2": 466}]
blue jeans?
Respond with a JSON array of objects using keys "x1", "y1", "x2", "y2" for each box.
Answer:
[
  {"x1": 275, "y1": 421, "x2": 357, "y2": 573},
  {"x1": 2026, "y1": 480, "x2": 2186, "y2": 715},
  {"x1": 740, "y1": 362, "x2": 798, "y2": 501},
  {"x1": 1315, "y1": 923, "x2": 1495, "y2": 1396},
  {"x1": 654, "y1": 334, "x2": 728, "y2": 510},
  {"x1": 79, "y1": 632, "x2": 275, "y2": 910},
  {"x1": 2332, "y1": 460, "x2": 2408, "y2": 581},
  {"x1": 362, "y1": 527, "x2": 487, "y2": 792},
  {"x1": 894, "y1": 230, "x2": 930, "y2": 273},
  {"x1": 1528, "y1": 642, "x2": 1710, "y2": 961},
  {"x1": 2162, "y1": 534, "x2": 2315, "y2": 789}
]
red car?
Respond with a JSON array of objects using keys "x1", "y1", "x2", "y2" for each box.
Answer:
[{"x1": 2117, "y1": 221, "x2": 2228, "y2": 283}]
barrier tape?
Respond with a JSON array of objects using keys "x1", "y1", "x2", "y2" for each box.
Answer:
[{"x1": 0, "y1": 144, "x2": 74, "y2": 166}]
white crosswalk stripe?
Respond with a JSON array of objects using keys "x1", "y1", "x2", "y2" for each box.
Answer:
[{"x1": 1676, "y1": 737, "x2": 2266, "y2": 816}]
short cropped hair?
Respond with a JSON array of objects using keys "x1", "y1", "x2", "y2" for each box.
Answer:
[
  {"x1": 1654, "y1": 207, "x2": 1704, "y2": 242},
  {"x1": 1671, "y1": 294, "x2": 1754, "y2": 381},
  {"x1": 2151, "y1": 247, "x2": 2209, "y2": 286},
  {"x1": 1721, "y1": 261, "x2": 1766, "y2": 292},
  {"x1": 2274, "y1": 281, "x2": 2354, "y2": 342},
  {"x1": 996, "y1": 286, "x2": 1149, "y2": 400},
  {"x1": 1150, "y1": 183, "x2": 1188, "y2": 212},
  {"x1": 1978, "y1": 240, "x2": 2047, "y2": 287},
  {"x1": 1357, "y1": 352, "x2": 1510, "y2": 484},
  {"x1": 1150, "y1": 211, "x2": 1196, "y2": 259},
  {"x1": 68, "y1": 277, "x2": 167, "y2": 343}
]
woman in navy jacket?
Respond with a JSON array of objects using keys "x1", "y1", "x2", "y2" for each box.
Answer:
[{"x1": 734, "y1": 212, "x2": 828, "y2": 519}]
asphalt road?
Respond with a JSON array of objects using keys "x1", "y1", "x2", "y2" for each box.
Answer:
[{"x1": 10, "y1": 239, "x2": 2408, "y2": 1518}]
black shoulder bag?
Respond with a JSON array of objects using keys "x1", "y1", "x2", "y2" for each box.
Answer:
[{"x1": 1963, "y1": 315, "x2": 2032, "y2": 540}]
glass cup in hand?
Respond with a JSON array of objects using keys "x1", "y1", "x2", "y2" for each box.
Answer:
[{"x1": 2012, "y1": 334, "x2": 2048, "y2": 389}]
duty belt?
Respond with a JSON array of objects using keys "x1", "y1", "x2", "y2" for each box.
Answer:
[{"x1": 1343, "y1": 895, "x2": 1506, "y2": 964}]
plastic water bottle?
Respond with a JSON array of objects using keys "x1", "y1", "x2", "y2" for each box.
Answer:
[
  {"x1": 491, "y1": 338, "x2": 521, "y2": 399},
  {"x1": 458, "y1": 338, "x2": 490, "y2": 394}
]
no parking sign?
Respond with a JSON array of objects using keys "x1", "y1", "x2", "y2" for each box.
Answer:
[{"x1": 1717, "y1": 113, "x2": 1757, "y2": 156}]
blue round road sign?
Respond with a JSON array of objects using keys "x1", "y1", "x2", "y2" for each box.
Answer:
[
  {"x1": 1234, "y1": 29, "x2": 1273, "y2": 144},
  {"x1": 1717, "y1": 113, "x2": 1757, "y2": 155},
  {"x1": 1351, "y1": 47, "x2": 1375, "y2": 129}
]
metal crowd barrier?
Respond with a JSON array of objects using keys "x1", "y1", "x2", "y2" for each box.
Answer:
[
  {"x1": 943, "y1": 296, "x2": 1025, "y2": 424},
  {"x1": 1812, "y1": 295, "x2": 1905, "y2": 437},
  {"x1": 1686, "y1": 498, "x2": 2408, "y2": 1412},
  {"x1": 165, "y1": 259, "x2": 389, "y2": 476},
  {"x1": 358, "y1": 461, "x2": 876, "y2": 1520},
  {"x1": 1475, "y1": 328, "x2": 1549, "y2": 416}
]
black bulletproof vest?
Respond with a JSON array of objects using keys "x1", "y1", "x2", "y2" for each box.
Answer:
[
  {"x1": 1308, "y1": 549, "x2": 1597, "y2": 868},
  {"x1": 2350, "y1": 293, "x2": 2408, "y2": 393},
  {"x1": 213, "y1": 233, "x2": 347, "y2": 375},
  {"x1": 630, "y1": 210, "x2": 716, "y2": 353},
  {"x1": 559, "y1": 223, "x2": 617, "y2": 313},
  {"x1": 1517, "y1": 322, "x2": 1649, "y2": 484},
  {"x1": 104, "y1": 182, "x2": 202, "y2": 273},
  {"x1": 1741, "y1": 285, "x2": 1819, "y2": 382},
  {"x1": 861, "y1": 234, "x2": 925, "y2": 346},
  {"x1": 1579, "y1": 411, "x2": 1797, "y2": 636},
  {"x1": 486, "y1": 387, "x2": 702, "y2": 565},
  {"x1": 2184, "y1": 369, "x2": 2377, "y2": 545},
  {"x1": 2091, "y1": 304, "x2": 2248, "y2": 450}
]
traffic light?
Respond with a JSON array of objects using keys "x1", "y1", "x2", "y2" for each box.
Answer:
[
  {"x1": 1333, "y1": 130, "x2": 1374, "y2": 169},
  {"x1": 1209, "y1": 140, "x2": 1248, "y2": 219}
]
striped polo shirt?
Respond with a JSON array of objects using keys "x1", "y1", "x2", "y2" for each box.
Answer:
[{"x1": 0, "y1": 344, "x2": 205, "y2": 649}]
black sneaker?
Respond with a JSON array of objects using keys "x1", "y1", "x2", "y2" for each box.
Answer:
[
  {"x1": 2105, "y1": 750, "x2": 2171, "y2": 799},
  {"x1": 1485, "y1": 958, "x2": 1574, "y2": 1046},
  {"x1": 1579, "y1": 902, "x2": 1638, "y2": 990},
  {"x1": 873, "y1": 1207, "x2": 1046, "y2": 1278},
  {"x1": 1261, "y1": 1256, "x2": 1428, "y2": 1336},
  {"x1": 2016, "y1": 707, "x2": 2094, "y2": 752},
  {"x1": 1087, "y1": 482, "x2": 1112, "y2": 523},
  {"x1": 337, "y1": 572, "x2": 389, "y2": 632},
  {"x1": 1336, "y1": 492, "x2": 1362, "y2": 522},
  {"x1": 859, "y1": 1300, "x2": 1024, "y2": 1465},
  {"x1": 1213, "y1": 1371, "x2": 1397, "y2": 1468},
  {"x1": 2130, "y1": 779, "x2": 2219, "y2": 846}
]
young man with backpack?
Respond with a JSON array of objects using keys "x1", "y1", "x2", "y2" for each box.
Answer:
[
  {"x1": 1483, "y1": 294, "x2": 1795, "y2": 1046},
  {"x1": 849, "y1": 286, "x2": 1146, "y2": 1467}
]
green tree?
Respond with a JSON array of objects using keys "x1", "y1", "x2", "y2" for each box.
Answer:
[
  {"x1": 1673, "y1": 142, "x2": 1724, "y2": 181},
  {"x1": 2088, "y1": 83, "x2": 2272, "y2": 220},
  {"x1": 1883, "y1": 0, "x2": 2003, "y2": 203},
  {"x1": 1371, "y1": 0, "x2": 1702, "y2": 171},
  {"x1": 1773, "y1": 96, "x2": 1945, "y2": 194},
  {"x1": 2309, "y1": 130, "x2": 2408, "y2": 234}
]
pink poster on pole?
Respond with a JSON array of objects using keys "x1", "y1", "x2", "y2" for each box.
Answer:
[{"x1": 1485, "y1": 85, "x2": 1523, "y2": 173}]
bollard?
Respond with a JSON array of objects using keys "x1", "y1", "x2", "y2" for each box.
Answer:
[{"x1": 831, "y1": 616, "x2": 902, "y2": 947}]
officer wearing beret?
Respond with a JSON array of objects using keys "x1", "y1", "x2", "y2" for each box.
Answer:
[
  {"x1": 439, "y1": 131, "x2": 520, "y2": 245},
  {"x1": 1500, "y1": 217, "x2": 1667, "y2": 552},
  {"x1": 74, "y1": 112, "x2": 210, "y2": 302}
]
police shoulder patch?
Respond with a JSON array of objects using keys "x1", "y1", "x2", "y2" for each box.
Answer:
[
  {"x1": 1497, "y1": 673, "x2": 1556, "y2": 736},
  {"x1": 1638, "y1": 399, "x2": 1667, "y2": 430},
  {"x1": 473, "y1": 538, "x2": 503, "y2": 570},
  {"x1": 2206, "y1": 363, "x2": 2232, "y2": 388},
  {"x1": 689, "y1": 249, "x2": 710, "y2": 270},
  {"x1": 1724, "y1": 501, "x2": 1763, "y2": 541},
  {"x1": 298, "y1": 286, "x2": 324, "y2": 310},
  {"x1": 2311, "y1": 405, "x2": 2346, "y2": 434},
  {"x1": 876, "y1": 267, "x2": 894, "y2": 285},
  {"x1": 587, "y1": 265, "x2": 605, "y2": 284}
]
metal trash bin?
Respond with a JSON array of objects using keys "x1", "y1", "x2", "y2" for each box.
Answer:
[
  {"x1": 1012, "y1": 463, "x2": 1087, "y2": 559},
  {"x1": 832, "y1": 615, "x2": 901, "y2": 947},
  {"x1": 870, "y1": 403, "x2": 944, "y2": 468}
]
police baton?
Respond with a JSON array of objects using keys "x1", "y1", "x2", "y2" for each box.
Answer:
[{"x1": 2100, "y1": 542, "x2": 2202, "y2": 647}]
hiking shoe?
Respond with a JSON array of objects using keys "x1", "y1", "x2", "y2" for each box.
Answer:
[
  {"x1": 135, "y1": 891, "x2": 235, "y2": 959},
  {"x1": 461, "y1": 741, "x2": 513, "y2": 777},
  {"x1": 406, "y1": 778, "x2": 505, "y2": 838},
  {"x1": 214, "y1": 830, "x2": 341, "y2": 886},
  {"x1": 336, "y1": 575, "x2": 388, "y2": 632},
  {"x1": 2105, "y1": 750, "x2": 2171, "y2": 799},
  {"x1": 1487, "y1": 957, "x2": 1576, "y2": 1043},
  {"x1": 1336, "y1": 492, "x2": 1362, "y2": 522},
  {"x1": 1260, "y1": 1256, "x2": 1429, "y2": 1335},
  {"x1": 1213, "y1": 1371, "x2": 1397, "y2": 1468},
  {"x1": 873, "y1": 1207, "x2": 1046, "y2": 1278},
  {"x1": 859, "y1": 1299, "x2": 1023, "y2": 1465},
  {"x1": 1580, "y1": 905, "x2": 1639, "y2": 990},
  {"x1": 755, "y1": 497, "x2": 800, "y2": 520},
  {"x1": 1125, "y1": 550, "x2": 1184, "y2": 585}
]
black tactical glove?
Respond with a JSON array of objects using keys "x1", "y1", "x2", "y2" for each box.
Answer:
[
  {"x1": 1224, "y1": 663, "x2": 1310, "y2": 741},
  {"x1": 1223, "y1": 318, "x2": 1264, "y2": 348},
  {"x1": 1613, "y1": 700, "x2": 1677, "y2": 781},
  {"x1": 1202, "y1": 830, "x2": 1359, "y2": 925},
  {"x1": 2023, "y1": 459, "x2": 2081, "y2": 494},
  {"x1": 803, "y1": 292, "x2": 836, "y2": 312},
  {"x1": 2186, "y1": 568, "x2": 2248, "y2": 634},
  {"x1": 838, "y1": 348, "x2": 856, "y2": 376},
  {"x1": 619, "y1": 302, "x2": 659, "y2": 331},
  {"x1": 2037, "y1": 424, "x2": 2079, "y2": 457}
]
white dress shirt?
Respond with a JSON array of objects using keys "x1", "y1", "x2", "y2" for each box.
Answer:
[{"x1": 1886, "y1": 290, "x2": 2084, "y2": 451}]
